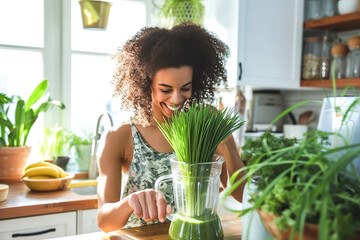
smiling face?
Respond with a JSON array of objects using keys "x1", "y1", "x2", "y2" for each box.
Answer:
[{"x1": 151, "y1": 66, "x2": 193, "y2": 122}]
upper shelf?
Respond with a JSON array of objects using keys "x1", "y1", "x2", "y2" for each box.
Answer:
[
  {"x1": 304, "y1": 11, "x2": 360, "y2": 32},
  {"x1": 301, "y1": 78, "x2": 360, "y2": 88}
]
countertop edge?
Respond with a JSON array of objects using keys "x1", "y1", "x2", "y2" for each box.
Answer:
[{"x1": 0, "y1": 181, "x2": 98, "y2": 220}]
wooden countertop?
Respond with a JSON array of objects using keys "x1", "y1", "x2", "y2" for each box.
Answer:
[
  {"x1": 0, "y1": 180, "x2": 97, "y2": 220},
  {"x1": 52, "y1": 213, "x2": 242, "y2": 240}
]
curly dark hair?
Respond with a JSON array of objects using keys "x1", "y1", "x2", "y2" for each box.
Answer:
[{"x1": 112, "y1": 22, "x2": 229, "y2": 126}]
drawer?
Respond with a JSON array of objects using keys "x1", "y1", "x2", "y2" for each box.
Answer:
[{"x1": 0, "y1": 212, "x2": 76, "y2": 240}]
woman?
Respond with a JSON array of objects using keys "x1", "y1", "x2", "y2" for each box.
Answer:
[{"x1": 97, "y1": 22, "x2": 246, "y2": 232}]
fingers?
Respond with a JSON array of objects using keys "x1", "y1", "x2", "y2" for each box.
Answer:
[
  {"x1": 128, "y1": 190, "x2": 170, "y2": 223},
  {"x1": 156, "y1": 191, "x2": 167, "y2": 222},
  {"x1": 166, "y1": 205, "x2": 172, "y2": 215},
  {"x1": 128, "y1": 194, "x2": 143, "y2": 219},
  {"x1": 138, "y1": 191, "x2": 150, "y2": 221},
  {"x1": 147, "y1": 191, "x2": 157, "y2": 221}
]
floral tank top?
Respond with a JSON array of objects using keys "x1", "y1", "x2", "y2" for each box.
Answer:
[{"x1": 120, "y1": 122, "x2": 174, "y2": 228}]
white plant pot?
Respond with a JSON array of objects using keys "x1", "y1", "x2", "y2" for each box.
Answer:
[{"x1": 75, "y1": 144, "x2": 92, "y2": 171}]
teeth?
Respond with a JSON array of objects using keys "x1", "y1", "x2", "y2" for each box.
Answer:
[{"x1": 167, "y1": 104, "x2": 179, "y2": 111}]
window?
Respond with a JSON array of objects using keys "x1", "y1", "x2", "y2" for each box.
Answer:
[
  {"x1": 69, "y1": 0, "x2": 147, "y2": 133},
  {"x1": 0, "y1": 0, "x2": 148, "y2": 162},
  {"x1": 0, "y1": 0, "x2": 238, "y2": 163}
]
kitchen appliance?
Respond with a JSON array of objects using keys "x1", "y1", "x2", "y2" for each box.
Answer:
[
  {"x1": 317, "y1": 96, "x2": 360, "y2": 177},
  {"x1": 155, "y1": 155, "x2": 224, "y2": 240},
  {"x1": 248, "y1": 92, "x2": 284, "y2": 132}
]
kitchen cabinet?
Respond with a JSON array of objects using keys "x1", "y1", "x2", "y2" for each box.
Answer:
[
  {"x1": 77, "y1": 209, "x2": 101, "y2": 234},
  {"x1": 301, "y1": 11, "x2": 360, "y2": 88},
  {"x1": 0, "y1": 209, "x2": 100, "y2": 239},
  {"x1": 0, "y1": 212, "x2": 76, "y2": 240},
  {"x1": 237, "y1": 0, "x2": 304, "y2": 89},
  {"x1": 0, "y1": 181, "x2": 99, "y2": 239}
]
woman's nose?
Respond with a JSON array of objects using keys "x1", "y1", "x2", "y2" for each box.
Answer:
[{"x1": 170, "y1": 91, "x2": 184, "y2": 105}]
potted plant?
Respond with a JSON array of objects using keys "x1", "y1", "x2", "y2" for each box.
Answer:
[
  {"x1": 39, "y1": 125, "x2": 74, "y2": 171},
  {"x1": 225, "y1": 73, "x2": 360, "y2": 239},
  {"x1": 78, "y1": 0, "x2": 112, "y2": 30},
  {"x1": 153, "y1": 0, "x2": 205, "y2": 28},
  {"x1": 72, "y1": 132, "x2": 93, "y2": 172},
  {"x1": 225, "y1": 130, "x2": 360, "y2": 240},
  {"x1": 0, "y1": 80, "x2": 65, "y2": 181}
]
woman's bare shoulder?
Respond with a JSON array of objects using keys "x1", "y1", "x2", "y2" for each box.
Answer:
[
  {"x1": 108, "y1": 122, "x2": 131, "y2": 138},
  {"x1": 100, "y1": 121, "x2": 133, "y2": 153}
]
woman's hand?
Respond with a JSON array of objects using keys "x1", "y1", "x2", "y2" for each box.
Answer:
[{"x1": 127, "y1": 189, "x2": 172, "y2": 223}]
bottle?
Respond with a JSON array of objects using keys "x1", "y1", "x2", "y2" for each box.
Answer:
[
  {"x1": 320, "y1": 34, "x2": 334, "y2": 79},
  {"x1": 302, "y1": 37, "x2": 322, "y2": 80},
  {"x1": 320, "y1": 0, "x2": 337, "y2": 18},
  {"x1": 304, "y1": 0, "x2": 321, "y2": 21},
  {"x1": 330, "y1": 43, "x2": 349, "y2": 79},
  {"x1": 346, "y1": 36, "x2": 360, "y2": 78}
]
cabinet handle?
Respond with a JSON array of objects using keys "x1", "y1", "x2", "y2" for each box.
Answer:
[
  {"x1": 12, "y1": 228, "x2": 56, "y2": 238},
  {"x1": 238, "y1": 62, "x2": 243, "y2": 81}
]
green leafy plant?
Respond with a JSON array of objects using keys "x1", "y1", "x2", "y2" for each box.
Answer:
[
  {"x1": 72, "y1": 132, "x2": 92, "y2": 146},
  {"x1": 152, "y1": 0, "x2": 205, "y2": 27},
  {"x1": 225, "y1": 130, "x2": 360, "y2": 240},
  {"x1": 39, "y1": 125, "x2": 74, "y2": 160},
  {"x1": 225, "y1": 65, "x2": 360, "y2": 240},
  {"x1": 72, "y1": 132, "x2": 93, "y2": 171},
  {"x1": 0, "y1": 80, "x2": 65, "y2": 147},
  {"x1": 225, "y1": 63, "x2": 360, "y2": 240},
  {"x1": 157, "y1": 103, "x2": 244, "y2": 216}
]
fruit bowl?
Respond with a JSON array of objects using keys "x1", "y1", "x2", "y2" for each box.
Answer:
[{"x1": 23, "y1": 173, "x2": 75, "y2": 191}]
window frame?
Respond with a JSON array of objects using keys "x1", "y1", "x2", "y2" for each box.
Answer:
[{"x1": 42, "y1": 0, "x2": 151, "y2": 129}]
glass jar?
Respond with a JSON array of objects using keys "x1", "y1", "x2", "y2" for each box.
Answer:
[
  {"x1": 156, "y1": 155, "x2": 225, "y2": 240},
  {"x1": 320, "y1": 34, "x2": 334, "y2": 79},
  {"x1": 302, "y1": 37, "x2": 322, "y2": 80},
  {"x1": 330, "y1": 44, "x2": 349, "y2": 79},
  {"x1": 320, "y1": 0, "x2": 337, "y2": 18},
  {"x1": 304, "y1": 0, "x2": 321, "y2": 21},
  {"x1": 346, "y1": 36, "x2": 360, "y2": 78}
]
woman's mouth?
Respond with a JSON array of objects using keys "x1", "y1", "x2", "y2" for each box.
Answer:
[{"x1": 163, "y1": 103, "x2": 180, "y2": 115}]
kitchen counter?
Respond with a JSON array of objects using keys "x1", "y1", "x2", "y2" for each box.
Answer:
[
  {"x1": 0, "y1": 180, "x2": 97, "y2": 220},
  {"x1": 51, "y1": 213, "x2": 242, "y2": 240}
]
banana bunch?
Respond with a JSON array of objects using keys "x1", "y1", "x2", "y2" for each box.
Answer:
[{"x1": 23, "y1": 162, "x2": 67, "y2": 179}]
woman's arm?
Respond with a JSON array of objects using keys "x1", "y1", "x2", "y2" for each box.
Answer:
[
  {"x1": 96, "y1": 125, "x2": 171, "y2": 232},
  {"x1": 215, "y1": 134, "x2": 246, "y2": 202},
  {"x1": 97, "y1": 126, "x2": 132, "y2": 232}
]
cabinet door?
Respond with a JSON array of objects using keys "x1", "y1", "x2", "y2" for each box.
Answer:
[
  {"x1": 237, "y1": 0, "x2": 304, "y2": 89},
  {"x1": 0, "y1": 212, "x2": 76, "y2": 240},
  {"x1": 77, "y1": 209, "x2": 101, "y2": 234}
]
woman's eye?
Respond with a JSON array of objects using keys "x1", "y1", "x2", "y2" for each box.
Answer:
[
  {"x1": 182, "y1": 88, "x2": 191, "y2": 92},
  {"x1": 160, "y1": 89, "x2": 172, "y2": 93}
]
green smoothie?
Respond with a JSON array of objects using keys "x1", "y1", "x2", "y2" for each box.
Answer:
[{"x1": 169, "y1": 209, "x2": 224, "y2": 240}]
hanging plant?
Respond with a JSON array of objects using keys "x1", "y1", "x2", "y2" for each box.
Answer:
[{"x1": 153, "y1": 0, "x2": 205, "y2": 28}]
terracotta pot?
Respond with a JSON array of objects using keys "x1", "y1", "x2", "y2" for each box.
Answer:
[
  {"x1": 0, "y1": 146, "x2": 31, "y2": 182},
  {"x1": 257, "y1": 209, "x2": 319, "y2": 240},
  {"x1": 257, "y1": 209, "x2": 360, "y2": 240}
]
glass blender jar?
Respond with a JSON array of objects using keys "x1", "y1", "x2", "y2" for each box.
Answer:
[{"x1": 155, "y1": 155, "x2": 225, "y2": 240}]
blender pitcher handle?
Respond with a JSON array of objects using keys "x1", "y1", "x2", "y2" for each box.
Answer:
[{"x1": 154, "y1": 174, "x2": 175, "y2": 221}]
